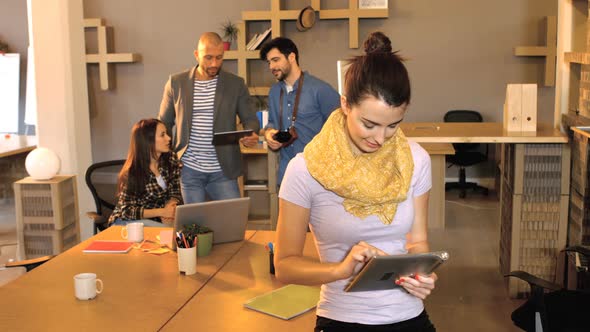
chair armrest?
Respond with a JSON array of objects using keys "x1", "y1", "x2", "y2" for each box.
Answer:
[
  {"x1": 506, "y1": 270, "x2": 561, "y2": 291},
  {"x1": 564, "y1": 245, "x2": 590, "y2": 259},
  {"x1": 86, "y1": 212, "x2": 108, "y2": 225},
  {"x1": 5, "y1": 255, "x2": 55, "y2": 271}
]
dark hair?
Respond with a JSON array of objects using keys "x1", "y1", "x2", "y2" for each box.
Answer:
[
  {"x1": 259, "y1": 37, "x2": 299, "y2": 65},
  {"x1": 118, "y1": 118, "x2": 171, "y2": 196},
  {"x1": 344, "y1": 31, "x2": 410, "y2": 108}
]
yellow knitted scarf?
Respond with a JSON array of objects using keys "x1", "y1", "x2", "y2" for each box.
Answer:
[{"x1": 303, "y1": 110, "x2": 414, "y2": 224}]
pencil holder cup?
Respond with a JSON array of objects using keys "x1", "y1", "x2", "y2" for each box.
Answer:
[
  {"x1": 269, "y1": 252, "x2": 275, "y2": 275},
  {"x1": 177, "y1": 246, "x2": 197, "y2": 276}
]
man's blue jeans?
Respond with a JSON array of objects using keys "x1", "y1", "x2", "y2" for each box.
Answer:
[{"x1": 180, "y1": 167, "x2": 240, "y2": 204}]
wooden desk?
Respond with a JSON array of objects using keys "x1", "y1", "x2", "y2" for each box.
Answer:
[
  {"x1": 0, "y1": 135, "x2": 36, "y2": 158},
  {"x1": 0, "y1": 135, "x2": 36, "y2": 202},
  {"x1": 402, "y1": 122, "x2": 567, "y2": 229},
  {"x1": 404, "y1": 122, "x2": 569, "y2": 297},
  {"x1": 418, "y1": 143, "x2": 454, "y2": 229},
  {"x1": 241, "y1": 141, "x2": 454, "y2": 230},
  {"x1": 400, "y1": 122, "x2": 567, "y2": 143},
  {"x1": 0, "y1": 227, "x2": 254, "y2": 331},
  {"x1": 161, "y1": 230, "x2": 319, "y2": 331}
]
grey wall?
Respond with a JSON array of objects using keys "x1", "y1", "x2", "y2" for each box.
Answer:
[
  {"x1": 1, "y1": 0, "x2": 557, "y2": 160},
  {"x1": 1, "y1": 0, "x2": 29, "y2": 135}
]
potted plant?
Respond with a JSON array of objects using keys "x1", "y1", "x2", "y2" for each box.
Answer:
[
  {"x1": 183, "y1": 224, "x2": 214, "y2": 257},
  {"x1": 220, "y1": 19, "x2": 239, "y2": 50}
]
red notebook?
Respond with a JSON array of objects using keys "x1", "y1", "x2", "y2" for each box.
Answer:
[{"x1": 83, "y1": 241, "x2": 134, "y2": 254}]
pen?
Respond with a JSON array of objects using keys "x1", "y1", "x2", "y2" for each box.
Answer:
[
  {"x1": 175, "y1": 235, "x2": 184, "y2": 248},
  {"x1": 181, "y1": 232, "x2": 189, "y2": 249}
]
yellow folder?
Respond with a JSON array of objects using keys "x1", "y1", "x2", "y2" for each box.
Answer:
[{"x1": 243, "y1": 284, "x2": 320, "y2": 320}]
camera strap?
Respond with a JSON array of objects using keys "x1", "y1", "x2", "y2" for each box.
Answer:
[{"x1": 279, "y1": 71, "x2": 305, "y2": 130}]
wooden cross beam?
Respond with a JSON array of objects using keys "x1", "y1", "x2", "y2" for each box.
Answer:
[
  {"x1": 317, "y1": 0, "x2": 388, "y2": 48},
  {"x1": 514, "y1": 16, "x2": 557, "y2": 87},
  {"x1": 241, "y1": 0, "x2": 299, "y2": 39},
  {"x1": 84, "y1": 18, "x2": 140, "y2": 90}
]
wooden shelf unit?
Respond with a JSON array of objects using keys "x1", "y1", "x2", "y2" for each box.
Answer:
[{"x1": 240, "y1": 144, "x2": 278, "y2": 230}]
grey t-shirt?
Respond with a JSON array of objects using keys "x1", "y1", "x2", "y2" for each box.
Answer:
[{"x1": 279, "y1": 140, "x2": 432, "y2": 325}]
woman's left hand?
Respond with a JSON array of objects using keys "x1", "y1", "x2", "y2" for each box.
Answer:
[{"x1": 396, "y1": 272, "x2": 437, "y2": 300}]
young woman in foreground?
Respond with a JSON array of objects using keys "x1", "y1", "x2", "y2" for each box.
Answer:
[{"x1": 274, "y1": 32, "x2": 437, "y2": 332}]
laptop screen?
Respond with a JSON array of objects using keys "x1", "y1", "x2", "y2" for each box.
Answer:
[{"x1": 172, "y1": 197, "x2": 250, "y2": 250}]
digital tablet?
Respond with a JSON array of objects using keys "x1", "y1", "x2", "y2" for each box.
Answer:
[
  {"x1": 212, "y1": 129, "x2": 254, "y2": 145},
  {"x1": 344, "y1": 251, "x2": 449, "y2": 292}
]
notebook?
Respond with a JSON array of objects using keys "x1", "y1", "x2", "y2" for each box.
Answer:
[
  {"x1": 83, "y1": 241, "x2": 134, "y2": 254},
  {"x1": 173, "y1": 197, "x2": 250, "y2": 250},
  {"x1": 244, "y1": 284, "x2": 320, "y2": 320}
]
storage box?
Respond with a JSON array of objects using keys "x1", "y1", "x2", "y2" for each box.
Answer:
[
  {"x1": 499, "y1": 144, "x2": 570, "y2": 298},
  {"x1": 23, "y1": 222, "x2": 78, "y2": 258},
  {"x1": 14, "y1": 176, "x2": 78, "y2": 230},
  {"x1": 14, "y1": 175, "x2": 80, "y2": 259},
  {"x1": 503, "y1": 84, "x2": 537, "y2": 132},
  {"x1": 568, "y1": 127, "x2": 590, "y2": 246}
]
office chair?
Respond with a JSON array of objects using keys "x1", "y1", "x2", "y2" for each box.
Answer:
[
  {"x1": 85, "y1": 160, "x2": 125, "y2": 234},
  {"x1": 0, "y1": 255, "x2": 54, "y2": 287},
  {"x1": 506, "y1": 246, "x2": 590, "y2": 332},
  {"x1": 444, "y1": 110, "x2": 489, "y2": 198}
]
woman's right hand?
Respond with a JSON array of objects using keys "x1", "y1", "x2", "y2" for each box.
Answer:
[{"x1": 333, "y1": 241, "x2": 387, "y2": 280}]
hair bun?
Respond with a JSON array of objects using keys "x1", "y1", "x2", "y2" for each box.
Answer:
[{"x1": 363, "y1": 31, "x2": 392, "y2": 54}]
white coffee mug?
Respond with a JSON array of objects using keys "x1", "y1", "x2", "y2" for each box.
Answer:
[
  {"x1": 121, "y1": 222, "x2": 144, "y2": 242},
  {"x1": 74, "y1": 273, "x2": 103, "y2": 300}
]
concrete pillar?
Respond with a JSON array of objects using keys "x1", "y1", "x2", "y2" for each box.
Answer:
[{"x1": 27, "y1": 0, "x2": 94, "y2": 239}]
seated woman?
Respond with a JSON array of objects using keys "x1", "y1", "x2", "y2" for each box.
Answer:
[
  {"x1": 108, "y1": 118, "x2": 183, "y2": 227},
  {"x1": 274, "y1": 32, "x2": 437, "y2": 331}
]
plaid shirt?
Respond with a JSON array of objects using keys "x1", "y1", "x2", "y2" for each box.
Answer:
[{"x1": 109, "y1": 153, "x2": 183, "y2": 224}]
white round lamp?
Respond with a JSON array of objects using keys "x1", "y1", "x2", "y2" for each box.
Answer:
[{"x1": 25, "y1": 147, "x2": 61, "y2": 180}]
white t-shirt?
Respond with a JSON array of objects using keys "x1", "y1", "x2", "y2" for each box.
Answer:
[{"x1": 279, "y1": 140, "x2": 432, "y2": 325}]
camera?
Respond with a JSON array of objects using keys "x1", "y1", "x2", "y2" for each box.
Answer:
[
  {"x1": 273, "y1": 130, "x2": 292, "y2": 143},
  {"x1": 272, "y1": 127, "x2": 298, "y2": 147}
]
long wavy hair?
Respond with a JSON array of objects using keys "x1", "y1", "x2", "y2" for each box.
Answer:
[{"x1": 118, "y1": 118, "x2": 171, "y2": 196}]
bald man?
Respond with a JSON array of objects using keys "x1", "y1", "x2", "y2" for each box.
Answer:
[{"x1": 159, "y1": 32, "x2": 259, "y2": 203}]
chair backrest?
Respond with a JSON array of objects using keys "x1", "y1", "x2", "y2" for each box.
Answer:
[
  {"x1": 444, "y1": 110, "x2": 483, "y2": 152},
  {"x1": 85, "y1": 160, "x2": 125, "y2": 225},
  {"x1": 444, "y1": 110, "x2": 483, "y2": 123}
]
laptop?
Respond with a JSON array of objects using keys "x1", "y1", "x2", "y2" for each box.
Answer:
[{"x1": 172, "y1": 197, "x2": 250, "y2": 250}]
